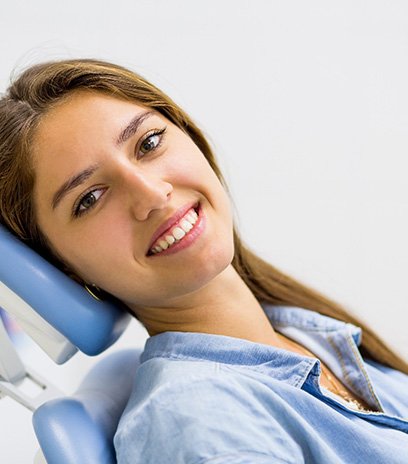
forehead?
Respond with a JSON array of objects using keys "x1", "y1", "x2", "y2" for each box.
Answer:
[
  {"x1": 34, "y1": 91, "x2": 148, "y2": 149},
  {"x1": 31, "y1": 91, "x2": 150, "y2": 206}
]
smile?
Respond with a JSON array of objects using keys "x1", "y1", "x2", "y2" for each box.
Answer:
[{"x1": 147, "y1": 203, "x2": 205, "y2": 257}]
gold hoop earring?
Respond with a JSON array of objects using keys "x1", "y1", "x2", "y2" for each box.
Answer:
[{"x1": 84, "y1": 283, "x2": 105, "y2": 301}]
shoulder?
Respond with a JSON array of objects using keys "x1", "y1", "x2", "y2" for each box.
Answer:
[{"x1": 114, "y1": 361, "x2": 303, "y2": 464}]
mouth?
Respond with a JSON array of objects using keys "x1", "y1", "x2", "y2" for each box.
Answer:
[{"x1": 146, "y1": 202, "x2": 201, "y2": 257}]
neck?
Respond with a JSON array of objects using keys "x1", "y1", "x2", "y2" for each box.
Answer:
[{"x1": 133, "y1": 264, "x2": 284, "y2": 348}]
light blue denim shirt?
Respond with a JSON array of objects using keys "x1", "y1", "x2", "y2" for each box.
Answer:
[{"x1": 114, "y1": 303, "x2": 408, "y2": 463}]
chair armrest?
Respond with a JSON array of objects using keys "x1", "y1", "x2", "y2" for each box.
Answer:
[{"x1": 32, "y1": 348, "x2": 142, "y2": 464}]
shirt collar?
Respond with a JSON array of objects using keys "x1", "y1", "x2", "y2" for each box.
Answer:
[
  {"x1": 263, "y1": 303, "x2": 362, "y2": 346},
  {"x1": 140, "y1": 303, "x2": 362, "y2": 367}
]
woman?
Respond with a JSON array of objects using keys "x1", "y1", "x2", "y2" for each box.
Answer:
[{"x1": 0, "y1": 58, "x2": 407, "y2": 463}]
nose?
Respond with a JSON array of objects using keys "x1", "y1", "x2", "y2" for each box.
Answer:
[{"x1": 120, "y1": 164, "x2": 173, "y2": 221}]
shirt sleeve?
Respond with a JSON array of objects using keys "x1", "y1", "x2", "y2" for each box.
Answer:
[{"x1": 114, "y1": 372, "x2": 304, "y2": 464}]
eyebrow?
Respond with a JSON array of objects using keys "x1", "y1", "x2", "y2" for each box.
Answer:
[
  {"x1": 52, "y1": 164, "x2": 100, "y2": 210},
  {"x1": 51, "y1": 110, "x2": 155, "y2": 210},
  {"x1": 115, "y1": 110, "x2": 155, "y2": 147}
]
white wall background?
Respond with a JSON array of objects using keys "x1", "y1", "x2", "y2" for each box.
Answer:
[{"x1": 1, "y1": 0, "x2": 407, "y2": 462}]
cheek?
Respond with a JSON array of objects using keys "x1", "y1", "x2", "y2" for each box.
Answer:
[
  {"x1": 165, "y1": 138, "x2": 210, "y2": 179},
  {"x1": 168, "y1": 149, "x2": 225, "y2": 202},
  {"x1": 47, "y1": 213, "x2": 132, "y2": 282}
]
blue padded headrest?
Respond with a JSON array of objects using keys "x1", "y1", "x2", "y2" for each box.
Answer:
[{"x1": 0, "y1": 225, "x2": 131, "y2": 355}]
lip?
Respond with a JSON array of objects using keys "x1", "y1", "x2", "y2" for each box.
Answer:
[{"x1": 146, "y1": 201, "x2": 200, "y2": 255}]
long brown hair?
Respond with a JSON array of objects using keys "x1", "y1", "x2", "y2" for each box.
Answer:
[{"x1": 1, "y1": 58, "x2": 406, "y2": 373}]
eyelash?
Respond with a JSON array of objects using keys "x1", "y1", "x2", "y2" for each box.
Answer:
[
  {"x1": 72, "y1": 187, "x2": 106, "y2": 218},
  {"x1": 137, "y1": 127, "x2": 166, "y2": 158},
  {"x1": 72, "y1": 127, "x2": 167, "y2": 218}
]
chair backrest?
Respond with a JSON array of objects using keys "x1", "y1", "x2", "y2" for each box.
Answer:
[{"x1": 0, "y1": 224, "x2": 137, "y2": 463}]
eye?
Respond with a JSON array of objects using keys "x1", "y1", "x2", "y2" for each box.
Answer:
[
  {"x1": 138, "y1": 128, "x2": 166, "y2": 157},
  {"x1": 73, "y1": 188, "x2": 105, "y2": 218}
]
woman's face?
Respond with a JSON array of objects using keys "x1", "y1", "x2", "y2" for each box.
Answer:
[{"x1": 32, "y1": 90, "x2": 234, "y2": 311}]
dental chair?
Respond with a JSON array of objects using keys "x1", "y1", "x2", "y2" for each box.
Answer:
[{"x1": 0, "y1": 224, "x2": 142, "y2": 463}]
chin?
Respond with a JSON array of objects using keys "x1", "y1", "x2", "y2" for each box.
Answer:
[{"x1": 190, "y1": 242, "x2": 234, "y2": 289}]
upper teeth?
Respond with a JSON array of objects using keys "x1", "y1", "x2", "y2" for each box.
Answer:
[{"x1": 150, "y1": 208, "x2": 198, "y2": 254}]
